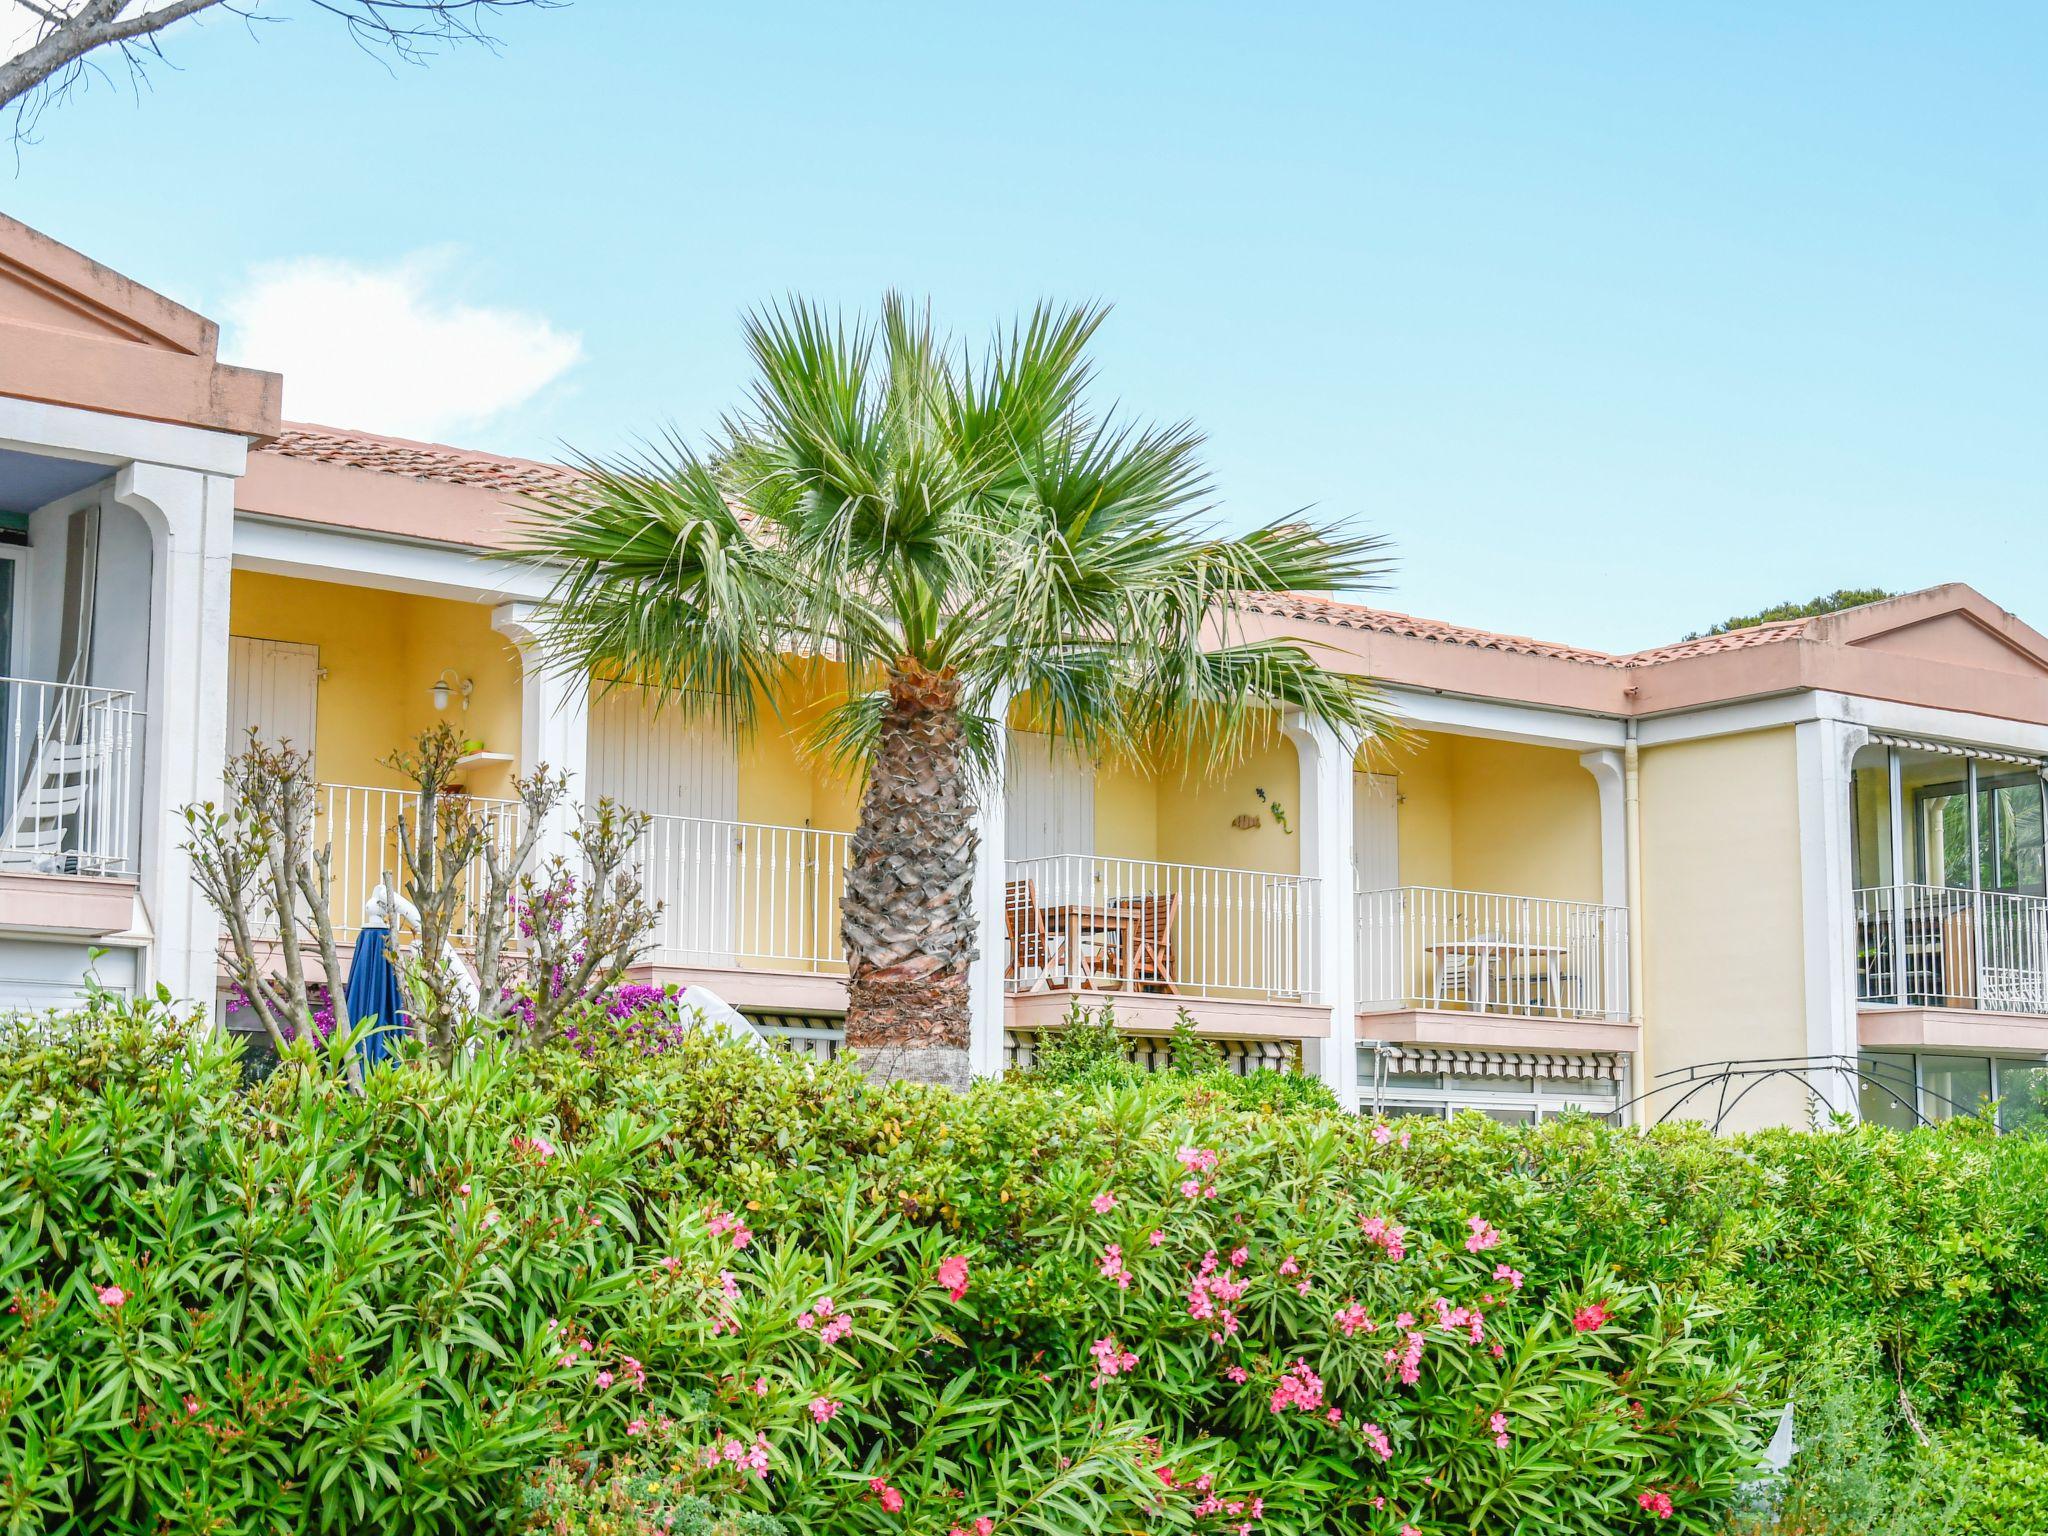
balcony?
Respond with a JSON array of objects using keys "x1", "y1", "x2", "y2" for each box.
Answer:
[
  {"x1": 1003, "y1": 854, "x2": 1326, "y2": 1039},
  {"x1": 319, "y1": 782, "x2": 526, "y2": 945},
  {"x1": 0, "y1": 676, "x2": 139, "y2": 878},
  {"x1": 628, "y1": 813, "x2": 851, "y2": 1011},
  {"x1": 1356, "y1": 885, "x2": 1632, "y2": 1052},
  {"x1": 1855, "y1": 883, "x2": 2048, "y2": 1051}
]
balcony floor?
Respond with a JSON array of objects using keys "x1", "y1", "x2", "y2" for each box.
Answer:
[
  {"x1": 0, "y1": 871, "x2": 139, "y2": 937},
  {"x1": 1859, "y1": 1004, "x2": 2048, "y2": 1054},
  {"x1": 1007, "y1": 987, "x2": 1330, "y2": 1039},
  {"x1": 1357, "y1": 1005, "x2": 1639, "y2": 1054}
]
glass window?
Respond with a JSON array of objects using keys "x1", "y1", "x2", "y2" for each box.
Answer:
[
  {"x1": 1444, "y1": 1074, "x2": 1534, "y2": 1095},
  {"x1": 1899, "y1": 750, "x2": 1973, "y2": 889},
  {"x1": 1477, "y1": 1106, "x2": 1536, "y2": 1126},
  {"x1": 1997, "y1": 1062, "x2": 2048, "y2": 1133},
  {"x1": 1858, "y1": 1051, "x2": 1918, "y2": 1131},
  {"x1": 1977, "y1": 771, "x2": 2046, "y2": 896},
  {"x1": 1381, "y1": 1101, "x2": 1444, "y2": 1120},
  {"x1": 1920, "y1": 1054, "x2": 1994, "y2": 1123}
]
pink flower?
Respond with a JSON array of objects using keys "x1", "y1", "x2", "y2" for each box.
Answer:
[
  {"x1": 626, "y1": 1417, "x2": 648, "y2": 1436},
  {"x1": 1178, "y1": 1179, "x2": 1201, "y2": 1199},
  {"x1": 1223, "y1": 1365, "x2": 1249, "y2": 1383},
  {"x1": 1228, "y1": 1245, "x2": 1249, "y2": 1268},
  {"x1": 182, "y1": 1394, "x2": 201, "y2": 1416},
  {"x1": 1371, "y1": 1122, "x2": 1393, "y2": 1146},
  {"x1": 1091, "y1": 1191, "x2": 1118, "y2": 1214},
  {"x1": 595, "y1": 1370, "x2": 614, "y2": 1389},
  {"x1": 706, "y1": 1209, "x2": 753, "y2": 1249},
  {"x1": 1358, "y1": 1214, "x2": 1408, "y2": 1262},
  {"x1": 1335, "y1": 1301, "x2": 1375, "y2": 1337},
  {"x1": 938, "y1": 1254, "x2": 971, "y2": 1301},
  {"x1": 1098, "y1": 1243, "x2": 1132, "y2": 1290},
  {"x1": 974, "y1": 1520, "x2": 994, "y2": 1536},
  {"x1": 1278, "y1": 1255, "x2": 1300, "y2": 1276},
  {"x1": 1464, "y1": 1216, "x2": 1502, "y2": 1253},
  {"x1": 1267, "y1": 1359, "x2": 1325, "y2": 1414},
  {"x1": 1147, "y1": 1228, "x2": 1165, "y2": 1247},
  {"x1": 1636, "y1": 1490, "x2": 1674, "y2": 1519},
  {"x1": 458, "y1": 1182, "x2": 471, "y2": 1196},
  {"x1": 1573, "y1": 1301, "x2": 1613, "y2": 1333},
  {"x1": 1401, "y1": 1526, "x2": 1423, "y2": 1536},
  {"x1": 1490, "y1": 1409, "x2": 1510, "y2": 1448},
  {"x1": 95, "y1": 1284, "x2": 125, "y2": 1310},
  {"x1": 620, "y1": 1356, "x2": 646, "y2": 1390},
  {"x1": 1362, "y1": 1422, "x2": 1393, "y2": 1461},
  {"x1": 1176, "y1": 1147, "x2": 1219, "y2": 1174},
  {"x1": 868, "y1": 1477, "x2": 905, "y2": 1513},
  {"x1": 1493, "y1": 1262, "x2": 1524, "y2": 1290},
  {"x1": 820, "y1": 1313, "x2": 853, "y2": 1345},
  {"x1": 752, "y1": 1376, "x2": 771, "y2": 1396},
  {"x1": 809, "y1": 1396, "x2": 840, "y2": 1423},
  {"x1": 1089, "y1": 1334, "x2": 1139, "y2": 1386}
]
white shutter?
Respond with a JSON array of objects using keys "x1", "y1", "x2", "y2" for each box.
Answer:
[
  {"x1": 588, "y1": 685, "x2": 738, "y2": 821},
  {"x1": 588, "y1": 684, "x2": 739, "y2": 963},
  {"x1": 1354, "y1": 771, "x2": 1399, "y2": 892},
  {"x1": 1004, "y1": 732, "x2": 1095, "y2": 862},
  {"x1": 227, "y1": 637, "x2": 320, "y2": 756}
]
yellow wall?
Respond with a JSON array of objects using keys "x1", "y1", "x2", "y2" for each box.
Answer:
[
  {"x1": 731, "y1": 663, "x2": 862, "y2": 834},
  {"x1": 229, "y1": 571, "x2": 523, "y2": 798},
  {"x1": 1377, "y1": 733, "x2": 1602, "y2": 901},
  {"x1": 1153, "y1": 734, "x2": 1303, "y2": 877},
  {"x1": 1094, "y1": 762, "x2": 1159, "y2": 862},
  {"x1": 1639, "y1": 726, "x2": 1807, "y2": 1130}
]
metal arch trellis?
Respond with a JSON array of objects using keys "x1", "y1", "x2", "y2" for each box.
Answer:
[{"x1": 1614, "y1": 1053, "x2": 1995, "y2": 1133}]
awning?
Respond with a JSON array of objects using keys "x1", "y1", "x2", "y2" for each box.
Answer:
[
  {"x1": 1375, "y1": 1045, "x2": 1627, "y2": 1083},
  {"x1": 1867, "y1": 732, "x2": 2043, "y2": 769}
]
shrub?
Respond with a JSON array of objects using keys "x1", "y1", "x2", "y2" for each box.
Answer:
[{"x1": 0, "y1": 998, "x2": 1764, "y2": 1535}]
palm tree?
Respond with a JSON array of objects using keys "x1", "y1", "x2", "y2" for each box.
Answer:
[{"x1": 514, "y1": 297, "x2": 1395, "y2": 1086}]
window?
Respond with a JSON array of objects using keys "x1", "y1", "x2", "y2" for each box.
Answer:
[
  {"x1": 1363, "y1": 1065, "x2": 1621, "y2": 1123},
  {"x1": 1856, "y1": 1050, "x2": 2036, "y2": 1129}
]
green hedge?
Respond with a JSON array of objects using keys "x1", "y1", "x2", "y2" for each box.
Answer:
[{"x1": 1, "y1": 993, "x2": 2044, "y2": 1534}]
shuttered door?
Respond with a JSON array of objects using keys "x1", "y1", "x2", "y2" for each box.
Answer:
[
  {"x1": 227, "y1": 637, "x2": 320, "y2": 756},
  {"x1": 1353, "y1": 772, "x2": 1399, "y2": 891},
  {"x1": 1006, "y1": 732, "x2": 1094, "y2": 908},
  {"x1": 588, "y1": 684, "x2": 739, "y2": 962}
]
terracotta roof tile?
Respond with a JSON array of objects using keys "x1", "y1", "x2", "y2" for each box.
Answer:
[
  {"x1": 1239, "y1": 591, "x2": 1817, "y2": 669},
  {"x1": 259, "y1": 423, "x2": 575, "y2": 495}
]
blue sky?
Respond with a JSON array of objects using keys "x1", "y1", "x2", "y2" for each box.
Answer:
[{"x1": 6, "y1": 2, "x2": 2043, "y2": 650}]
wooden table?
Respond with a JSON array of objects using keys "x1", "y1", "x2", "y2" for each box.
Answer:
[
  {"x1": 1424, "y1": 936, "x2": 1567, "y2": 1014},
  {"x1": 1043, "y1": 902, "x2": 1142, "y2": 990}
]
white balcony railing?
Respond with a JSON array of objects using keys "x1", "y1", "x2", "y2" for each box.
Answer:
[
  {"x1": 632, "y1": 813, "x2": 850, "y2": 972},
  {"x1": 0, "y1": 676, "x2": 140, "y2": 878},
  {"x1": 1357, "y1": 886, "x2": 1629, "y2": 1022},
  {"x1": 1004, "y1": 854, "x2": 1322, "y2": 1002},
  {"x1": 1855, "y1": 883, "x2": 2048, "y2": 1015},
  {"x1": 318, "y1": 783, "x2": 527, "y2": 944}
]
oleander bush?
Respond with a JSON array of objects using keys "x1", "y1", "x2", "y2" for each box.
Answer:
[{"x1": 1, "y1": 987, "x2": 2044, "y2": 1534}]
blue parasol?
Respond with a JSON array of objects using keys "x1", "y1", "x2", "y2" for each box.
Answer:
[{"x1": 345, "y1": 884, "x2": 412, "y2": 1072}]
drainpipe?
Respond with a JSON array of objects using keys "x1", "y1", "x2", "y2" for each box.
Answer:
[{"x1": 1625, "y1": 717, "x2": 1648, "y2": 1127}]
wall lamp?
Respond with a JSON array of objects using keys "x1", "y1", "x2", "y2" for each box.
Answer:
[{"x1": 432, "y1": 669, "x2": 474, "y2": 712}]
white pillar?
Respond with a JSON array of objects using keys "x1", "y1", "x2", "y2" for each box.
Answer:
[
  {"x1": 966, "y1": 688, "x2": 1014, "y2": 1078},
  {"x1": 1796, "y1": 715, "x2": 1866, "y2": 1119},
  {"x1": 1578, "y1": 749, "x2": 1628, "y2": 913},
  {"x1": 492, "y1": 602, "x2": 589, "y2": 861},
  {"x1": 117, "y1": 461, "x2": 236, "y2": 1010},
  {"x1": 1284, "y1": 713, "x2": 1359, "y2": 1107}
]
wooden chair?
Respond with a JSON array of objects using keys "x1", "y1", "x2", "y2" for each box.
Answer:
[
  {"x1": 1004, "y1": 880, "x2": 1067, "y2": 991},
  {"x1": 1111, "y1": 893, "x2": 1180, "y2": 994}
]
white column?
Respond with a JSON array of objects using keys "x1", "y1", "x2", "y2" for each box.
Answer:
[
  {"x1": 116, "y1": 462, "x2": 236, "y2": 1010},
  {"x1": 1796, "y1": 715, "x2": 1867, "y2": 1119},
  {"x1": 1284, "y1": 713, "x2": 1360, "y2": 1107},
  {"x1": 966, "y1": 688, "x2": 1015, "y2": 1078},
  {"x1": 1578, "y1": 749, "x2": 1628, "y2": 913},
  {"x1": 492, "y1": 602, "x2": 589, "y2": 861}
]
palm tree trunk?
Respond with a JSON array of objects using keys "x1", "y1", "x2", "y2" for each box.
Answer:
[{"x1": 840, "y1": 659, "x2": 978, "y2": 1087}]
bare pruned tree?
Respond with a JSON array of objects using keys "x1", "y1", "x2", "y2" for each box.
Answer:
[
  {"x1": 180, "y1": 730, "x2": 354, "y2": 1081},
  {"x1": 2, "y1": 0, "x2": 557, "y2": 136}
]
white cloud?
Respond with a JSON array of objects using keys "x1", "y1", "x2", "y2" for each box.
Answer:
[{"x1": 221, "y1": 250, "x2": 583, "y2": 441}]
